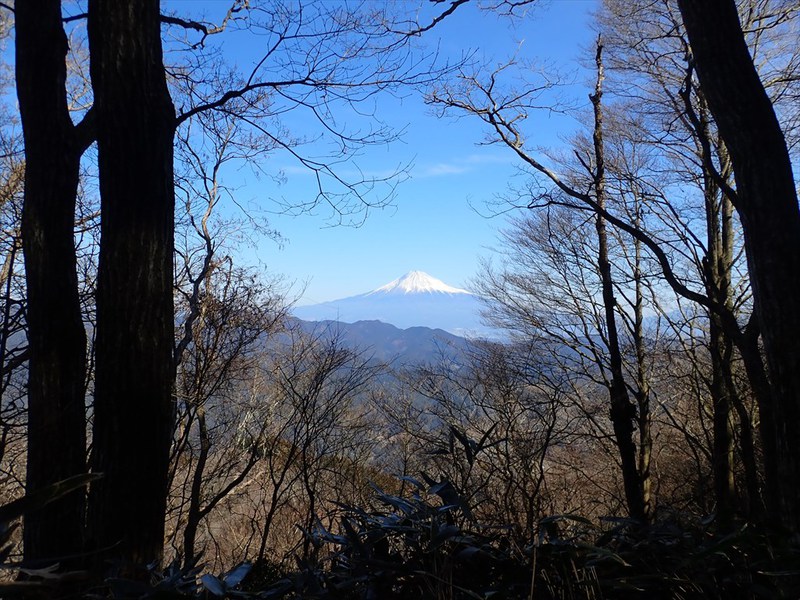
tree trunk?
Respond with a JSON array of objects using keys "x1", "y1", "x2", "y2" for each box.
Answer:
[
  {"x1": 15, "y1": 0, "x2": 88, "y2": 567},
  {"x1": 677, "y1": 0, "x2": 800, "y2": 531},
  {"x1": 714, "y1": 197, "x2": 766, "y2": 520},
  {"x1": 709, "y1": 314, "x2": 735, "y2": 522},
  {"x1": 182, "y1": 410, "x2": 210, "y2": 565},
  {"x1": 86, "y1": 0, "x2": 176, "y2": 574},
  {"x1": 703, "y1": 160, "x2": 736, "y2": 524},
  {"x1": 631, "y1": 232, "x2": 653, "y2": 520},
  {"x1": 738, "y1": 317, "x2": 778, "y2": 512},
  {"x1": 591, "y1": 41, "x2": 646, "y2": 522}
]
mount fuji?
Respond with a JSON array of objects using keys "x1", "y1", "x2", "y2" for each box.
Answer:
[{"x1": 293, "y1": 271, "x2": 493, "y2": 337}]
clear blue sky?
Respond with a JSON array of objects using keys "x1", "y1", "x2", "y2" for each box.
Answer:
[{"x1": 226, "y1": 1, "x2": 599, "y2": 304}]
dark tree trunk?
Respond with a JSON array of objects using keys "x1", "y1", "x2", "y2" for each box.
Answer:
[
  {"x1": 15, "y1": 0, "x2": 88, "y2": 567},
  {"x1": 703, "y1": 164, "x2": 736, "y2": 524},
  {"x1": 596, "y1": 210, "x2": 646, "y2": 522},
  {"x1": 709, "y1": 315, "x2": 735, "y2": 522},
  {"x1": 677, "y1": 0, "x2": 800, "y2": 530},
  {"x1": 738, "y1": 317, "x2": 778, "y2": 513},
  {"x1": 707, "y1": 191, "x2": 763, "y2": 520},
  {"x1": 86, "y1": 0, "x2": 176, "y2": 574},
  {"x1": 591, "y1": 42, "x2": 647, "y2": 522},
  {"x1": 182, "y1": 412, "x2": 210, "y2": 565},
  {"x1": 631, "y1": 233, "x2": 653, "y2": 520}
]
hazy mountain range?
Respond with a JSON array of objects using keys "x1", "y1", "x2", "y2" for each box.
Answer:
[
  {"x1": 292, "y1": 318, "x2": 472, "y2": 367},
  {"x1": 290, "y1": 271, "x2": 501, "y2": 364}
]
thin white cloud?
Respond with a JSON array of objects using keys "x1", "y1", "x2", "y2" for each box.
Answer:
[
  {"x1": 414, "y1": 153, "x2": 510, "y2": 178},
  {"x1": 462, "y1": 153, "x2": 511, "y2": 165},
  {"x1": 417, "y1": 163, "x2": 470, "y2": 177},
  {"x1": 279, "y1": 152, "x2": 511, "y2": 181}
]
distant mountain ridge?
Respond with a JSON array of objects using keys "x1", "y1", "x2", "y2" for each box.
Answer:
[
  {"x1": 293, "y1": 271, "x2": 495, "y2": 337},
  {"x1": 292, "y1": 318, "x2": 471, "y2": 366}
]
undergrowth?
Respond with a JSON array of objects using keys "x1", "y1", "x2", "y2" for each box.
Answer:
[{"x1": 2, "y1": 475, "x2": 800, "y2": 598}]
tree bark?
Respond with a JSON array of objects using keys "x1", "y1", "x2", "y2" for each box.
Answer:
[
  {"x1": 677, "y1": 0, "x2": 800, "y2": 530},
  {"x1": 703, "y1": 161, "x2": 736, "y2": 524},
  {"x1": 15, "y1": 0, "x2": 88, "y2": 567},
  {"x1": 709, "y1": 314, "x2": 735, "y2": 522},
  {"x1": 631, "y1": 232, "x2": 653, "y2": 520},
  {"x1": 182, "y1": 410, "x2": 210, "y2": 565},
  {"x1": 86, "y1": 0, "x2": 176, "y2": 574},
  {"x1": 591, "y1": 41, "x2": 647, "y2": 522}
]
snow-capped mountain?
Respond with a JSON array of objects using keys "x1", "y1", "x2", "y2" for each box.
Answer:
[
  {"x1": 293, "y1": 271, "x2": 494, "y2": 337},
  {"x1": 367, "y1": 271, "x2": 471, "y2": 296}
]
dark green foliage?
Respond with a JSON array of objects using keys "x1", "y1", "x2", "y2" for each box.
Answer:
[
  {"x1": 103, "y1": 560, "x2": 253, "y2": 599},
  {"x1": 2, "y1": 473, "x2": 800, "y2": 598},
  {"x1": 240, "y1": 559, "x2": 290, "y2": 593},
  {"x1": 255, "y1": 481, "x2": 800, "y2": 600},
  {"x1": 594, "y1": 517, "x2": 800, "y2": 598},
  {"x1": 274, "y1": 476, "x2": 533, "y2": 599}
]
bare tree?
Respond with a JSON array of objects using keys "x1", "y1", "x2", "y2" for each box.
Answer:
[
  {"x1": 168, "y1": 259, "x2": 286, "y2": 567},
  {"x1": 0, "y1": 145, "x2": 27, "y2": 516},
  {"x1": 431, "y1": 41, "x2": 654, "y2": 521},
  {"x1": 375, "y1": 339, "x2": 580, "y2": 536},
  {"x1": 478, "y1": 197, "x2": 663, "y2": 514},
  {"x1": 596, "y1": 0, "x2": 799, "y2": 520},
  {"x1": 12, "y1": 0, "x2": 456, "y2": 575},
  {"x1": 253, "y1": 323, "x2": 382, "y2": 562},
  {"x1": 676, "y1": 0, "x2": 800, "y2": 531},
  {"x1": 427, "y1": 0, "x2": 799, "y2": 528}
]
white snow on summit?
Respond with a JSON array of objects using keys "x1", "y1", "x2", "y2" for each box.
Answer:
[{"x1": 366, "y1": 271, "x2": 471, "y2": 296}]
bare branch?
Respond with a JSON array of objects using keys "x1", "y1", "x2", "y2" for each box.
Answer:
[{"x1": 390, "y1": 0, "x2": 471, "y2": 37}]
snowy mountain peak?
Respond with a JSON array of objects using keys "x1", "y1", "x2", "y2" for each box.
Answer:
[
  {"x1": 292, "y1": 270, "x2": 497, "y2": 337},
  {"x1": 367, "y1": 271, "x2": 471, "y2": 296}
]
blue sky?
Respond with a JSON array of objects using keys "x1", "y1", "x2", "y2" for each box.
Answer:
[{"x1": 226, "y1": 1, "x2": 599, "y2": 304}]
